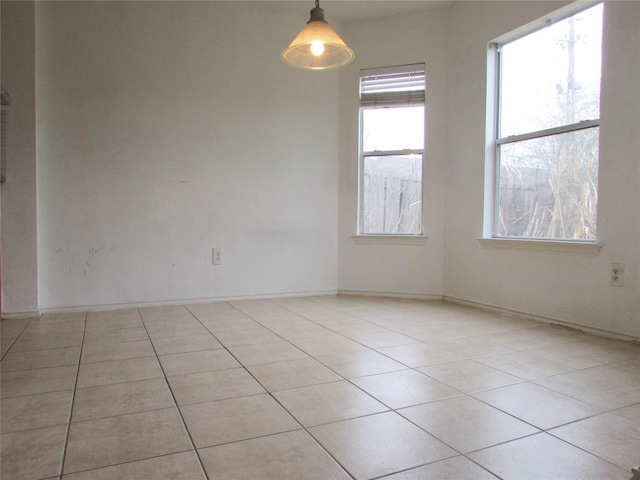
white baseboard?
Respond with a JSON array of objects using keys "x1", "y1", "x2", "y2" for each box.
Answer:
[
  {"x1": 5, "y1": 290, "x2": 637, "y2": 343},
  {"x1": 338, "y1": 289, "x2": 442, "y2": 301},
  {"x1": 1, "y1": 310, "x2": 41, "y2": 320},
  {"x1": 35, "y1": 290, "x2": 339, "y2": 315},
  {"x1": 444, "y1": 295, "x2": 640, "y2": 343}
]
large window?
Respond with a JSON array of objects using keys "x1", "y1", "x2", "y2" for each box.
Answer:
[
  {"x1": 492, "y1": 2, "x2": 603, "y2": 240},
  {"x1": 359, "y1": 65, "x2": 425, "y2": 235}
]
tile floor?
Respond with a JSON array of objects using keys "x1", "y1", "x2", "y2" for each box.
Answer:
[{"x1": 1, "y1": 295, "x2": 639, "y2": 479}]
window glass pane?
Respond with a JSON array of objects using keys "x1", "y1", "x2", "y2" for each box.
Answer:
[
  {"x1": 362, "y1": 154, "x2": 422, "y2": 234},
  {"x1": 362, "y1": 106, "x2": 424, "y2": 152},
  {"x1": 498, "y1": 128, "x2": 598, "y2": 239},
  {"x1": 500, "y1": 3, "x2": 602, "y2": 137}
]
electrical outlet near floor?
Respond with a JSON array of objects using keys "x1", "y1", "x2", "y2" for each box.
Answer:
[
  {"x1": 609, "y1": 262, "x2": 624, "y2": 286},
  {"x1": 212, "y1": 248, "x2": 223, "y2": 265}
]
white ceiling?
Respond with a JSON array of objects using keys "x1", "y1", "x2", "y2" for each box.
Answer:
[
  {"x1": 254, "y1": 1, "x2": 456, "y2": 23},
  {"x1": 315, "y1": 1, "x2": 455, "y2": 22}
]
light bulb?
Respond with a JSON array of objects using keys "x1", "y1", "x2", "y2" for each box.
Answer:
[{"x1": 310, "y1": 41, "x2": 325, "y2": 56}]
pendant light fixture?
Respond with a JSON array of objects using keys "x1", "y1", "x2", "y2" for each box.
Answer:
[{"x1": 281, "y1": 0, "x2": 355, "y2": 70}]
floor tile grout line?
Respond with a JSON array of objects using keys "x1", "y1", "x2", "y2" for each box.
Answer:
[
  {"x1": 56, "y1": 451, "x2": 197, "y2": 479},
  {"x1": 58, "y1": 310, "x2": 88, "y2": 478},
  {"x1": 544, "y1": 427, "x2": 638, "y2": 472},
  {"x1": 69, "y1": 404, "x2": 182, "y2": 425},
  {"x1": 301, "y1": 429, "x2": 359, "y2": 479},
  {"x1": 137, "y1": 307, "x2": 211, "y2": 480},
  {"x1": 367, "y1": 450, "x2": 488, "y2": 480},
  {"x1": 472, "y1": 378, "x2": 612, "y2": 417},
  {"x1": 0, "y1": 317, "x2": 32, "y2": 361},
  {"x1": 3, "y1": 341, "x2": 125, "y2": 356},
  {"x1": 459, "y1": 454, "x2": 507, "y2": 480}
]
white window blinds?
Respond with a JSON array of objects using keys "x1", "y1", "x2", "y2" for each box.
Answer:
[{"x1": 360, "y1": 64, "x2": 426, "y2": 107}]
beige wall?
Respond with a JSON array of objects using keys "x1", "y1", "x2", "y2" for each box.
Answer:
[{"x1": 7, "y1": 1, "x2": 341, "y2": 311}]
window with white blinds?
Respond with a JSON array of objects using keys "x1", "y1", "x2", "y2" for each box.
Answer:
[
  {"x1": 358, "y1": 64, "x2": 426, "y2": 236},
  {"x1": 360, "y1": 65, "x2": 426, "y2": 107}
]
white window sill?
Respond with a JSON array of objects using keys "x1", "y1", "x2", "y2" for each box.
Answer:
[
  {"x1": 477, "y1": 237, "x2": 602, "y2": 255},
  {"x1": 353, "y1": 235, "x2": 428, "y2": 245}
]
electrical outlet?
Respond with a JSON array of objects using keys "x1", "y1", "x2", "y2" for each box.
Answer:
[
  {"x1": 212, "y1": 248, "x2": 223, "y2": 265},
  {"x1": 609, "y1": 263, "x2": 624, "y2": 286}
]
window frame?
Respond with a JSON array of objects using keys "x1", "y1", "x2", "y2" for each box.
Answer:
[
  {"x1": 357, "y1": 64, "x2": 426, "y2": 237},
  {"x1": 486, "y1": 1, "x2": 603, "y2": 244}
]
